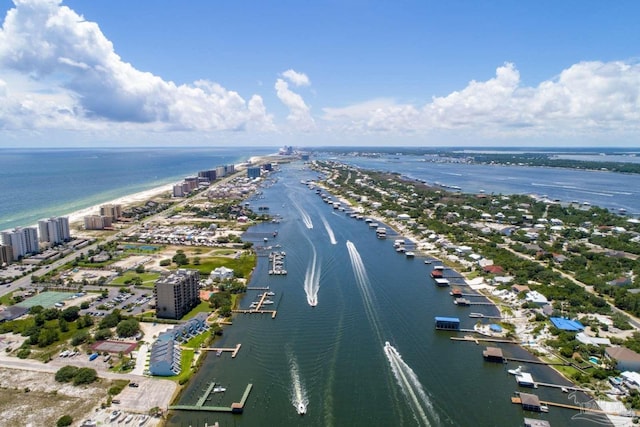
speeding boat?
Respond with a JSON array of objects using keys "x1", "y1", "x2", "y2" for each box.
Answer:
[{"x1": 297, "y1": 402, "x2": 306, "y2": 415}]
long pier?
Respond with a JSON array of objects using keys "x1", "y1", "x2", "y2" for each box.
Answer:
[
  {"x1": 232, "y1": 309, "x2": 278, "y2": 319},
  {"x1": 201, "y1": 343, "x2": 242, "y2": 358},
  {"x1": 196, "y1": 382, "x2": 217, "y2": 406},
  {"x1": 511, "y1": 395, "x2": 639, "y2": 416},
  {"x1": 534, "y1": 381, "x2": 591, "y2": 393},
  {"x1": 247, "y1": 286, "x2": 270, "y2": 290},
  {"x1": 451, "y1": 336, "x2": 517, "y2": 344},
  {"x1": 504, "y1": 356, "x2": 570, "y2": 366}
]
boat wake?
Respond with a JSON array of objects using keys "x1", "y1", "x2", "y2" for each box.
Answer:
[
  {"x1": 384, "y1": 342, "x2": 438, "y2": 426},
  {"x1": 321, "y1": 215, "x2": 337, "y2": 244},
  {"x1": 346, "y1": 241, "x2": 383, "y2": 342},
  {"x1": 293, "y1": 201, "x2": 314, "y2": 229},
  {"x1": 289, "y1": 356, "x2": 308, "y2": 415},
  {"x1": 304, "y1": 247, "x2": 321, "y2": 307}
]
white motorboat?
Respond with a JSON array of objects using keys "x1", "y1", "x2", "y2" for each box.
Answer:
[
  {"x1": 297, "y1": 402, "x2": 306, "y2": 415},
  {"x1": 508, "y1": 365, "x2": 524, "y2": 375}
]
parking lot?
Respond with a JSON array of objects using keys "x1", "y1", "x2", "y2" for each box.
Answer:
[{"x1": 80, "y1": 286, "x2": 153, "y2": 318}]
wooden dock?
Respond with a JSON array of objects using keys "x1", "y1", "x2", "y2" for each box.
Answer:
[
  {"x1": 534, "y1": 381, "x2": 591, "y2": 393},
  {"x1": 512, "y1": 395, "x2": 639, "y2": 416},
  {"x1": 170, "y1": 383, "x2": 254, "y2": 414},
  {"x1": 232, "y1": 309, "x2": 277, "y2": 319},
  {"x1": 247, "y1": 286, "x2": 270, "y2": 290},
  {"x1": 503, "y1": 356, "x2": 570, "y2": 366},
  {"x1": 451, "y1": 336, "x2": 517, "y2": 344},
  {"x1": 201, "y1": 344, "x2": 242, "y2": 358}
]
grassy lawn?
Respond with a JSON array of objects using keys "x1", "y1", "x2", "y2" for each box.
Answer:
[
  {"x1": 0, "y1": 291, "x2": 14, "y2": 306},
  {"x1": 183, "y1": 330, "x2": 212, "y2": 350},
  {"x1": 183, "y1": 253, "x2": 257, "y2": 277},
  {"x1": 167, "y1": 349, "x2": 196, "y2": 384},
  {"x1": 183, "y1": 301, "x2": 212, "y2": 320},
  {"x1": 110, "y1": 272, "x2": 160, "y2": 287}
]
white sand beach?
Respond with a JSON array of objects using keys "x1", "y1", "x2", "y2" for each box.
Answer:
[
  {"x1": 66, "y1": 183, "x2": 175, "y2": 226},
  {"x1": 65, "y1": 155, "x2": 276, "y2": 227}
]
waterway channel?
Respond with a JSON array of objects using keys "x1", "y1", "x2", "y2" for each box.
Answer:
[{"x1": 167, "y1": 161, "x2": 605, "y2": 427}]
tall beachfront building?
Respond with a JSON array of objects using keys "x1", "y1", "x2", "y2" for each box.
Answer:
[
  {"x1": 154, "y1": 269, "x2": 200, "y2": 320},
  {"x1": 0, "y1": 227, "x2": 39, "y2": 259},
  {"x1": 99, "y1": 204, "x2": 122, "y2": 221},
  {"x1": 38, "y1": 217, "x2": 70, "y2": 245},
  {"x1": 0, "y1": 245, "x2": 13, "y2": 265}
]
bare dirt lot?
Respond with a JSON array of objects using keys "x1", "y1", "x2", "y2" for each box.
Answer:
[{"x1": 0, "y1": 368, "x2": 108, "y2": 427}]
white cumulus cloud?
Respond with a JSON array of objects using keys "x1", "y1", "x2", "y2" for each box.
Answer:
[
  {"x1": 275, "y1": 75, "x2": 315, "y2": 131},
  {"x1": 323, "y1": 61, "x2": 640, "y2": 139},
  {"x1": 0, "y1": 0, "x2": 274, "y2": 133},
  {"x1": 282, "y1": 69, "x2": 310, "y2": 87}
]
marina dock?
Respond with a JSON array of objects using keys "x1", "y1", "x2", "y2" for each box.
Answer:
[
  {"x1": 268, "y1": 251, "x2": 287, "y2": 275},
  {"x1": 201, "y1": 343, "x2": 242, "y2": 358},
  {"x1": 511, "y1": 392, "x2": 640, "y2": 416},
  {"x1": 452, "y1": 336, "x2": 518, "y2": 344},
  {"x1": 503, "y1": 356, "x2": 570, "y2": 366},
  {"x1": 232, "y1": 309, "x2": 278, "y2": 319},
  {"x1": 170, "y1": 383, "x2": 254, "y2": 414},
  {"x1": 247, "y1": 286, "x2": 270, "y2": 290}
]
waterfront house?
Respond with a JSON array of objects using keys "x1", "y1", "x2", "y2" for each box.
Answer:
[
  {"x1": 149, "y1": 339, "x2": 181, "y2": 376},
  {"x1": 525, "y1": 291, "x2": 549, "y2": 306},
  {"x1": 211, "y1": 266, "x2": 235, "y2": 281},
  {"x1": 605, "y1": 346, "x2": 640, "y2": 371}
]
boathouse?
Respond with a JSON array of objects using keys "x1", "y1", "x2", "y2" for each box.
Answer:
[
  {"x1": 435, "y1": 316, "x2": 460, "y2": 331},
  {"x1": 482, "y1": 346, "x2": 504, "y2": 362},
  {"x1": 516, "y1": 372, "x2": 535, "y2": 387},
  {"x1": 435, "y1": 278, "x2": 450, "y2": 287},
  {"x1": 523, "y1": 418, "x2": 550, "y2": 427},
  {"x1": 519, "y1": 393, "x2": 545, "y2": 412}
]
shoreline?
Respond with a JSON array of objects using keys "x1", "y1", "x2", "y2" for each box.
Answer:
[{"x1": 6, "y1": 155, "x2": 277, "y2": 232}]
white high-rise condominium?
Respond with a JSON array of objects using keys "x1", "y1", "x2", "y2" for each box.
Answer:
[
  {"x1": 0, "y1": 227, "x2": 39, "y2": 259},
  {"x1": 38, "y1": 217, "x2": 71, "y2": 245}
]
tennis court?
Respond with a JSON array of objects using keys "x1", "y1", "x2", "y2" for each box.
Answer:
[
  {"x1": 91, "y1": 340, "x2": 137, "y2": 354},
  {"x1": 16, "y1": 291, "x2": 74, "y2": 308}
]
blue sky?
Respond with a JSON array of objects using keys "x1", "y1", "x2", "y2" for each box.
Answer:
[{"x1": 0, "y1": 0, "x2": 639, "y2": 147}]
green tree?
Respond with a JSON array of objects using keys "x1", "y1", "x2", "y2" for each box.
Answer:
[
  {"x1": 99, "y1": 310, "x2": 122, "y2": 329},
  {"x1": 135, "y1": 264, "x2": 145, "y2": 274},
  {"x1": 94, "y1": 328, "x2": 113, "y2": 341},
  {"x1": 56, "y1": 415, "x2": 73, "y2": 427},
  {"x1": 116, "y1": 319, "x2": 140, "y2": 338},
  {"x1": 172, "y1": 250, "x2": 189, "y2": 266},
  {"x1": 70, "y1": 330, "x2": 89, "y2": 346},
  {"x1": 61, "y1": 306, "x2": 80, "y2": 322},
  {"x1": 72, "y1": 367, "x2": 97, "y2": 385},
  {"x1": 37, "y1": 328, "x2": 59, "y2": 347},
  {"x1": 58, "y1": 318, "x2": 69, "y2": 333},
  {"x1": 55, "y1": 366, "x2": 79, "y2": 383}
]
